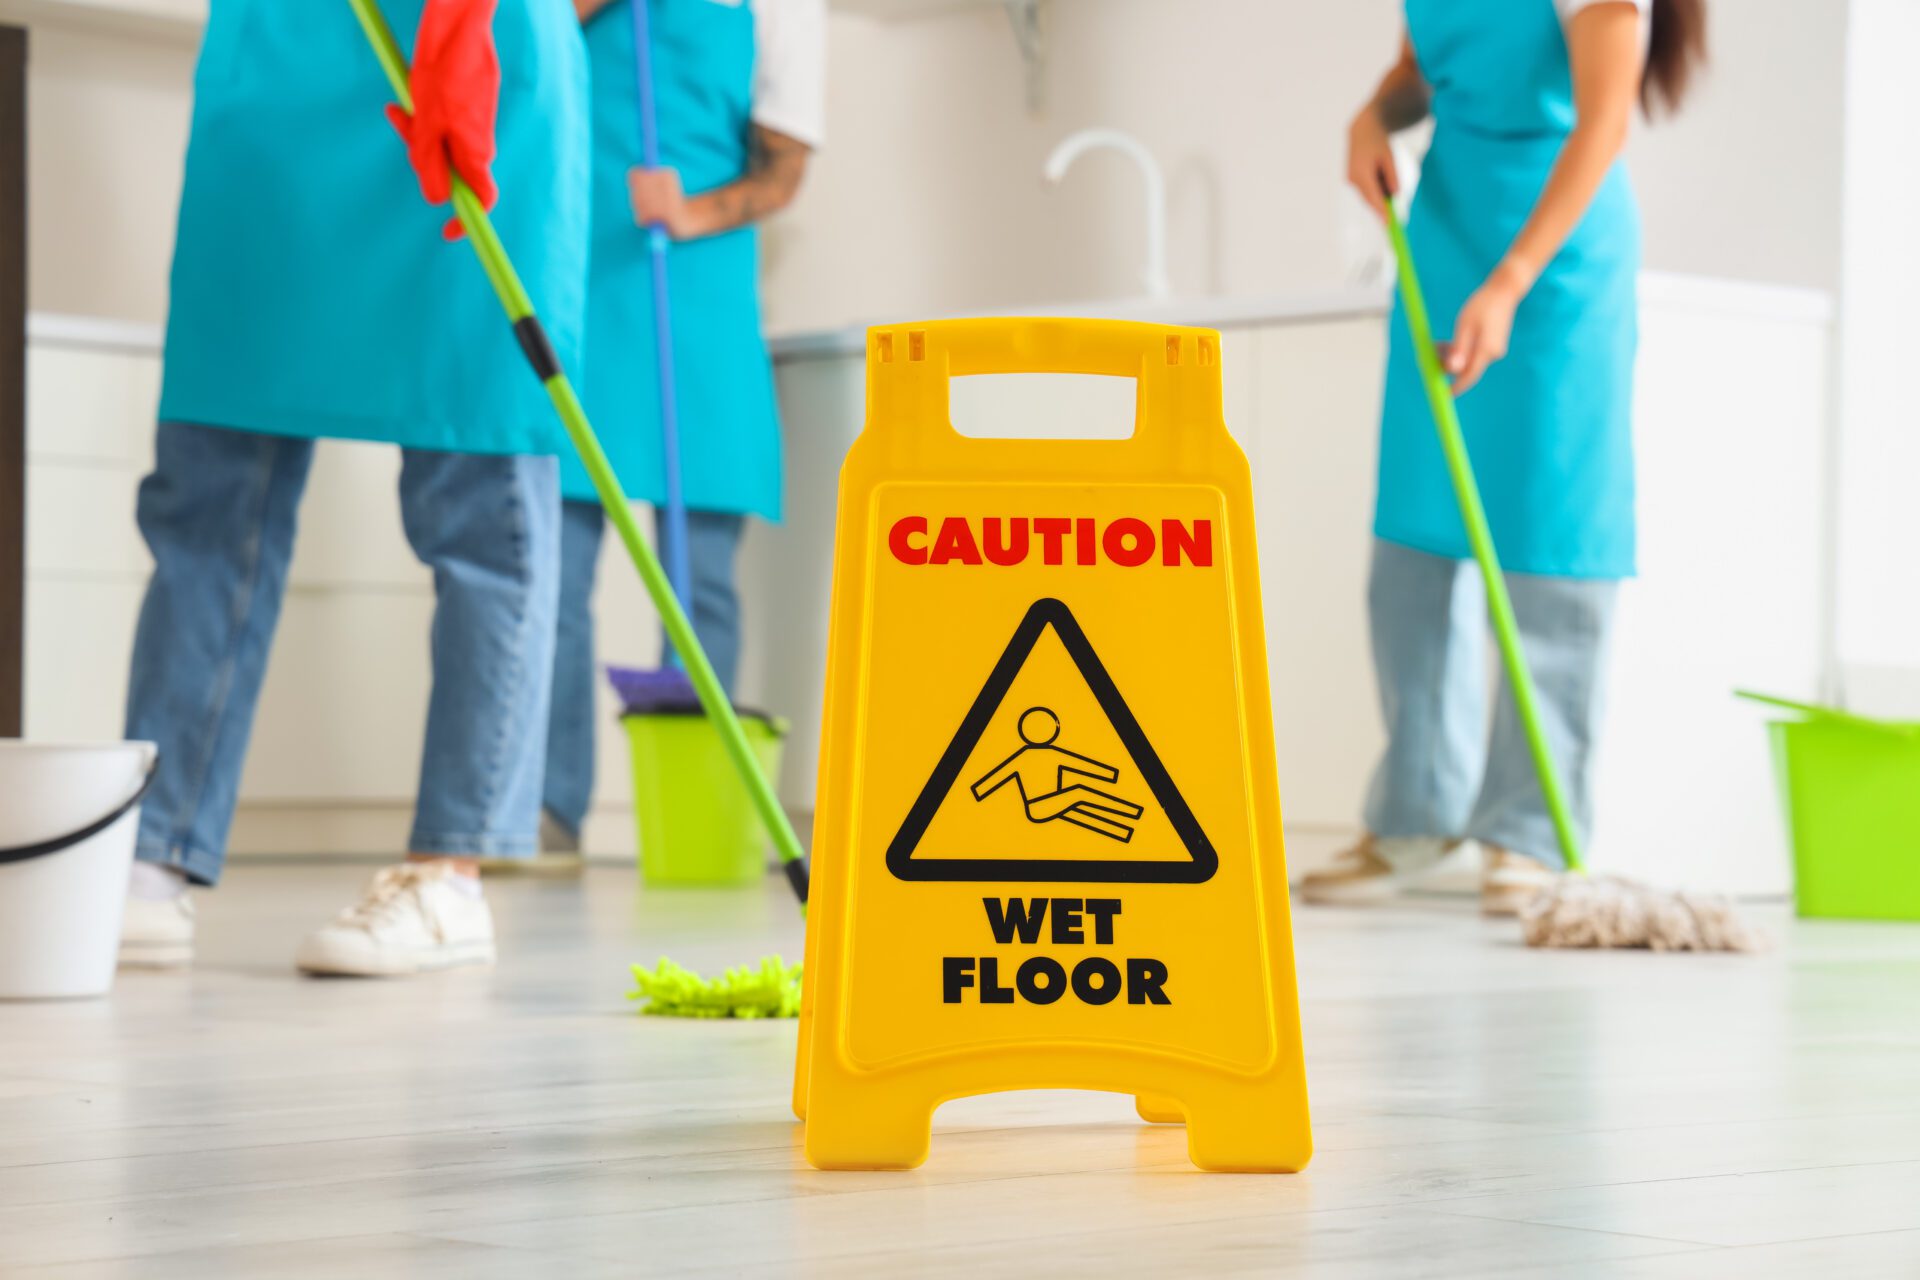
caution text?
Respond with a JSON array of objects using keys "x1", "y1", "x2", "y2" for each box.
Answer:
[{"x1": 889, "y1": 517, "x2": 1213, "y2": 569}]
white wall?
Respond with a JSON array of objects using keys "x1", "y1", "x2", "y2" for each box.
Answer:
[
  {"x1": 1627, "y1": 0, "x2": 1845, "y2": 294},
  {"x1": 764, "y1": 0, "x2": 1847, "y2": 334},
  {"x1": 1832, "y1": 0, "x2": 1920, "y2": 707},
  {"x1": 14, "y1": 0, "x2": 1849, "y2": 331},
  {"x1": 12, "y1": 13, "x2": 195, "y2": 323}
]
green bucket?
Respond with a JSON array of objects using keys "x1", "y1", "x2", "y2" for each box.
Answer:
[
  {"x1": 1757, "y1": 698, "x2": 1920, "y2": 922},
  {"x1": 622, "y1": 708, "x2": 789, "y2": 887}
]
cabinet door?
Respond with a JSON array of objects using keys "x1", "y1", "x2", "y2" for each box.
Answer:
[
  {"x1": 1241, "y1": 318, "x2": 1387, "y2": 836},
  {"x1": 23, "y1": 344, "x2": 157, "y2": 748},
  {"x1": 1592, "y1": 300, "x2": 1826, "y2": 895}
]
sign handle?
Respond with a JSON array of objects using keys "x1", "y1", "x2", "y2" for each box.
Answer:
[{"x1": 863, "y1": 317, "x2": 1228, "y2": 465}]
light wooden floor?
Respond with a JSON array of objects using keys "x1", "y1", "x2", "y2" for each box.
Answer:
[{"x1": 3, "y1": 864, "x2": 1919, "y2": 1278}]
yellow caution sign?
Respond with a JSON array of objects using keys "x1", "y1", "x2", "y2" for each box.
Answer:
[{"x1": 795, "y1": 318, "x2": 1311, "y2": 1173}]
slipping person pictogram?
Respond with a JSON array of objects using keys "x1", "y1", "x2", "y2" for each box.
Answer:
[
  {"x1": 886, "y1": 598, "x2": 1217, "y2": 884},
  {"x1": 969, "y1": 707, "x2": 1146, "y2": 843}
]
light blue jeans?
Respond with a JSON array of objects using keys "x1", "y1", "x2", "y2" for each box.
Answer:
[
  {"x1": 541, "y1": 499, "x2": 745, "y2": 837},
  {"x1": 1363, "y1": 539, "x2": 1619, "y2": 868},
  {"x1": 125, "y1": 421, "x2": 560, "y2": 884}
]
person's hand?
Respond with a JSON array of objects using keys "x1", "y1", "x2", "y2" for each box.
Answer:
[
  {"x1": 629, "y1": 167, "x2": 691, "y2": 237},
  {"x1": 1438, "y1": 265, "x2": 1528, "y2": 394},
  {"x1": 1347, "y1": 105, "x2": 1398, "y2": 218},
  {"x1": 385, "y1": 0, "x2": 500, "y2": 241}
]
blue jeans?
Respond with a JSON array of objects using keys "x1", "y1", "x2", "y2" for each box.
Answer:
[
  {"x1": 1362, "y1": 539, "x2": 1618, "y2": 868},
  {"x1": 124, "y1": 421, "x2": 560, "y2": 884},
  {"x1": 542, "y1": 499, "x2": 745, "y2": 836}
]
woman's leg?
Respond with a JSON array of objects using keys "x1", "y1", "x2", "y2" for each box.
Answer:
[
  {"x1": 1360, "y1": 539, "x2": 1491, "y2": 841},
  {"x1": 541, "y1": 499, "x2": 606, "y2": 839},
  {"x1": 398, "y1": 449, "x2": 561, "y2": 859},
  {"x1": 124, "y1": 422, "x2": 315, "y2": 886},
  {"x1": 657, "y1": 508, "x2": 747, "y2": 695},
  {"x1": 1464, "y1": 572, "x2": 1621, "y2": 868}
]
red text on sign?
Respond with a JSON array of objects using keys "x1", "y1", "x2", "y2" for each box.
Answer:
[{"x1": 888, "y1": 516, "x2": 1213, "y2": 568}]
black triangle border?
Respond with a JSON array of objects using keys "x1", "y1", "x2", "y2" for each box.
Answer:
[{"x1": 885, "y1": 597, "x2": 1219, "y2": 884}]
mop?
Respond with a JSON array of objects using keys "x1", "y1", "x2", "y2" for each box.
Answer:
[
  {"x1": 613, "y1": 0, "x2": 799, "y2": 1015},
  {"x1": 629, "y1": 955, "x2": 803, "y2": 1018},
  {"x1": 1383, "y1": 196, "x2": 1761, "y2": 953},
  {"x1": 349, "y1": 0, "x2": 804, "y2": 1013}
]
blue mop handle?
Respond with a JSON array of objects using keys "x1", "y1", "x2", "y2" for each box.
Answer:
[{"x1": 629, "y1": 0, "x2": 693, "y2": 607}]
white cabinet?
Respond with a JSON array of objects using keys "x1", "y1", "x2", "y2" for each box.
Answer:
[
  {"x1": 22, "y1": 337, "x2": 159, "y2": 749},
  {"x1": 1237, "y1": 319, "x2": 1386, "y2": 835},
  {"x1": 1595, "y1": 282, "x2": 1830, "y2": 894}
]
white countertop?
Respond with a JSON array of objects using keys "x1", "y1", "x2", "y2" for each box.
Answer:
[
  {"x1": 27, "y1": 271, "x2": 1832, "y2": 362},
  {"x1": 766, "y1": 288, "x2": 1388, "y2": 361},
  {"x1": 765, "y1": 272, "x2": 1834, "y2": 362}
]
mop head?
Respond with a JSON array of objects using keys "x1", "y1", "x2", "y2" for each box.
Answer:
[
  {"x1": 1520, "y1": 875, "x2": 1766, "y2": 953},
  {"x1": 628, "y1": 955, "x2": 803, "y2": 1018}
]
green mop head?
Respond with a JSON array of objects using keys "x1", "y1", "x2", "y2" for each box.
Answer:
[{"x1": 628, "y1": 955, "x2": 803, "y2": 1019}]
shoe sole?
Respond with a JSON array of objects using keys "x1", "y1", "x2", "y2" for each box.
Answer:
[
  {"x1": 474, "y1": 853, "x2": 584, "y2": 877},
  {"x1": 119, "y1": 941, "x2": 193, "y2": 969},
  {"x1": 295, "y1": 940, "x2": 497, "y2": 978},
  {"x1": 1298, "y1": 878, "x2": 1399, "y2": 907}
]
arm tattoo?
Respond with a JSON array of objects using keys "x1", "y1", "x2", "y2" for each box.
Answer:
[{"x1": 689, "y1": 125, "x2": 811, "y2": 236}]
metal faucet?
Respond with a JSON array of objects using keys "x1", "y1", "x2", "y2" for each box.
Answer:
[{"x1": 1043, "y1": 128, "x2": 1170, "y2": 301}]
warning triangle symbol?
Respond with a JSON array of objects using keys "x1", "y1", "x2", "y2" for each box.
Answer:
[{"x1": 887, "y1": 598, "x2": 1218, "y2": 885}]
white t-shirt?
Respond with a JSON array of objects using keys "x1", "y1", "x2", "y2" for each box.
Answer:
[
  {"x1": 707, "y1": 0, "x2": 827, "y2": 150},
  {"x1": 1557, "y1": 0, "x2": 1651, "y2": 57},
  {"x1": 1557, "y1": 0, "x2": 1651, "y2": 24}
]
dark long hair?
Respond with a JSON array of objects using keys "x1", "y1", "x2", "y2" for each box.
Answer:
[{"x1": 1644, "y1": 0, "x2": 1708, "y2": 116}]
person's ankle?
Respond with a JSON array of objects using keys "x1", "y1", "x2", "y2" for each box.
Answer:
[
  {"x1": 407, "y1": 853, "x2": 479, "y2": 878},
  {"x1": 129, "y1": 860, "x2": 190, "y2": 901}
]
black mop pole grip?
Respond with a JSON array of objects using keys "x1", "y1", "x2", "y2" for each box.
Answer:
[
  {"x1": 783, "y1": 857, "x2": 810, "y2": 904},
  {"x1": 512, "y1": 316, "x2": 562, "y2": 382}
]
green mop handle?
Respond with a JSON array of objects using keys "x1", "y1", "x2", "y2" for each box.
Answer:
[
  {"x1": 347, "y1": 0, "x2": 809, "y2": 902},
  {"x1": 1382, "y1": 199, "x2": 1588, "y2": 875}
]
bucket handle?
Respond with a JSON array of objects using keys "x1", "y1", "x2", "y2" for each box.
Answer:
[
  {"x1": 1735, "y1": 690, "x2": 1920, "y2": 739},
  {"x1": 0, "y1": 747, "x2": 160, "y2": 866}
]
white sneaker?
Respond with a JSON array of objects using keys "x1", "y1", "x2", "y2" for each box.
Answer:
[
  {"x1": 120, "y1": 894, "x2": 195, "y2": 968},
  {"x1": 295, "y1": 862, "x2": 496, "y2": 977},
  {"x1": 1299, "y1": 834, "x2": 1454, "y2": 905}
]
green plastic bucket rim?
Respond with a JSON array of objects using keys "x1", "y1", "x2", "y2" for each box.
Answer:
[
  {"x1": 1736, "y1": 689, "x2": 1920, "y2": 738},
  {"x1": 620, "y1": 707, "x2": 791, "y2": 737}
]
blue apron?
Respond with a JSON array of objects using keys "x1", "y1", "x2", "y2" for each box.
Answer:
[
  {"x1": 159, "y1": 0, "x2": 589, "y2": 456},
  {"x1": 569, "y1": 0, "x2": 784, "y2": 521},
  {"x1": 1378, "y1": 0, "x2": 1640, "y2": 579}
]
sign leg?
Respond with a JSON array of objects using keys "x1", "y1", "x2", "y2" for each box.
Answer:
[
  {"x1": 1183, "y1": 1082, "x2": 1313, "y2": 1173},
  {"x1": 1135, "y1": 1094, "x2": 1184, "y2": 1124},
  {"x1": 803, "y1": 1079, "x2": 934, "y2": 1171}
]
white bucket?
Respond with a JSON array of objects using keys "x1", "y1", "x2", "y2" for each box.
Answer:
[{"x1": 0, "y1": 740, "x2": 158, "y2": 999}]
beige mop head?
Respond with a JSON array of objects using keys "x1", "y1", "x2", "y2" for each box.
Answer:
[{"x1": 1521, "y1": 875, "x2": 1766, "y2": 953}]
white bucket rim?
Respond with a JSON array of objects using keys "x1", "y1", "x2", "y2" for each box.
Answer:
[
  {"x1": 0, "y1": 742, "x2": 159, "y2": 867},
  {"x1": 0, "y1": 739, "x2": 157, "y2": 756}
]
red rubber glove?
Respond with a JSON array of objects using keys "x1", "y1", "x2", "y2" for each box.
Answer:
[{"x1": 384, "y1": 0, "x2": 500, "y2": 241}]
